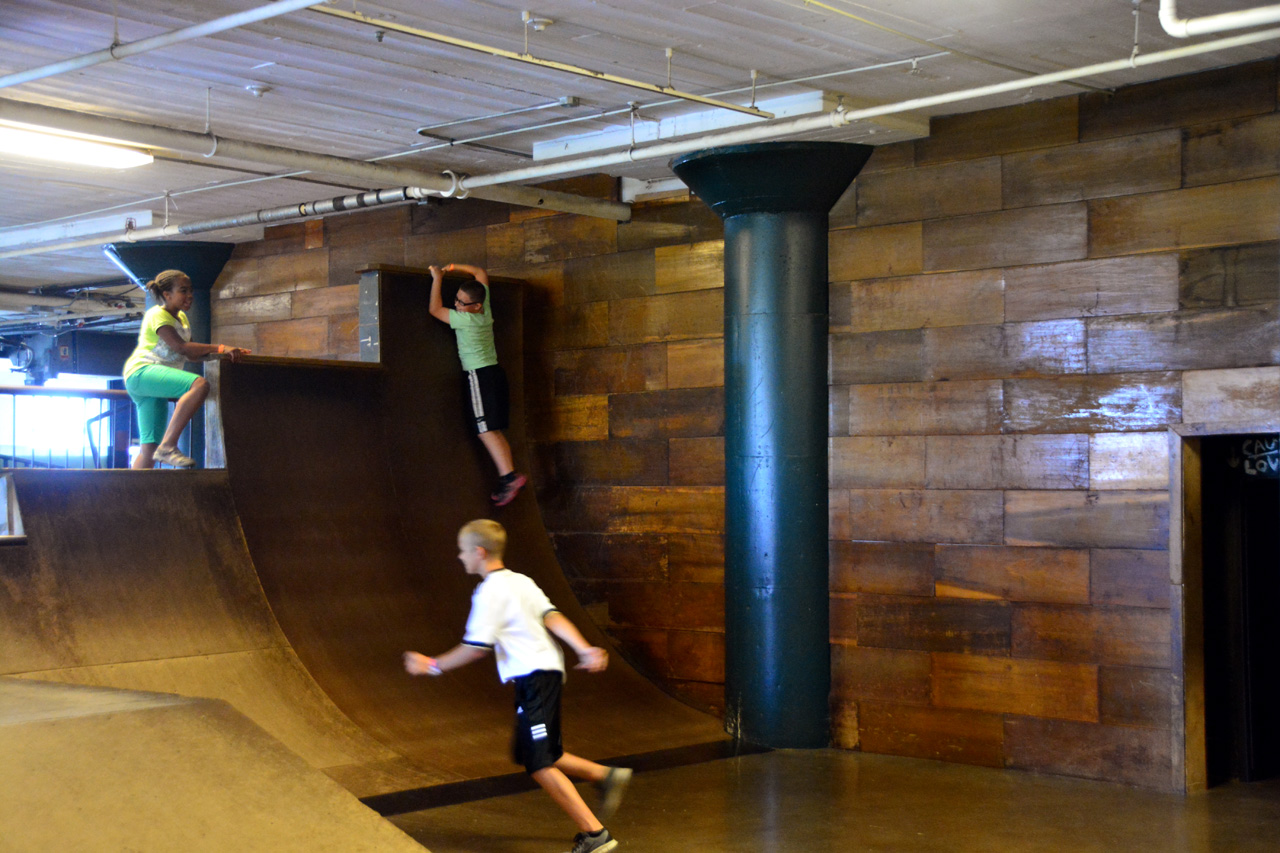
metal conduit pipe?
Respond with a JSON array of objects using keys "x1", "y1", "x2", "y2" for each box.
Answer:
[
  {"x1": 0, "y1": 0, "x2": 329, "y2": 90},
  {"x1": 1159, "y1": 0, "x2": 1280, "y2": 37},
  {"x1": 462, "y1": 24, "x2": 1280, "y2": 191},
  {"x1": 0, "y1": 100, "x2": 629, "y2": 222}
]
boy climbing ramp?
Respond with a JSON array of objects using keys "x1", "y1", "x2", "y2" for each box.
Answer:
[{"x1": 428, "y1": 263, "x2": 527, "y2": 507}]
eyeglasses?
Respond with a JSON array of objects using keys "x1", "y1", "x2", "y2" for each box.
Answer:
[{"x1": 454, "y1": 296, "x2": 479, "y2": 307}]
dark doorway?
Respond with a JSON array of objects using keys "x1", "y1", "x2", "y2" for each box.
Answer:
[{"x1": 1201, "y1": 435, "x2": 1280, "y2": 785}]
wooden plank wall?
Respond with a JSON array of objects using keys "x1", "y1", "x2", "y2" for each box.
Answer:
[
  {"x1": 211, "y1": 58, "x2": 1280, "y2": 789},
  {"x1": 829, "y1": 57, "x2": 1279, "y2": 792}
]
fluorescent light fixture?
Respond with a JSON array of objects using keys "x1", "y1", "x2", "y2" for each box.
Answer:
[{"x1": 0, "y1": 123, "x2": 153, "y2": 169}]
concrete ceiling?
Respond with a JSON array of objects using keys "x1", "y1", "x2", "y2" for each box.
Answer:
[{"x1": 0, "y1": 0, "x2": 1277, "y2": 318}]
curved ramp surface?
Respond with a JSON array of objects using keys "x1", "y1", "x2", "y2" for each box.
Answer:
[{"x1": 215, "y1": 266, "x2": 726, "y2": 787}]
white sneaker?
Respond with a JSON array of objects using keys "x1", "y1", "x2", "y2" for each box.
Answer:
[{"x1": 154, "y1": 446, "x2": 195, "y2": 468}]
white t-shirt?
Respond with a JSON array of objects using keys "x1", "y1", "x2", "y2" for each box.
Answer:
[{"x1": 463, "y1": 568, "x2": 565, "y2": 683}]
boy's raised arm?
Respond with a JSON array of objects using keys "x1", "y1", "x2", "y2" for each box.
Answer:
[
  {"x1": 445, "y1": 262, "x2": 489, "y2": 285},
  {"x1": 427, "y1": 265, "x2": 451, "y2": 324}
]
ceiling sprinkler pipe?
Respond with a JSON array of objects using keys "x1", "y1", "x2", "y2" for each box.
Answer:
[
  {"x1": 0, "y1": 0, "x2": 329, "y2": 89},
  {"x1": 1158, "y1": 0, "x2": 1280, "y2": 37}
]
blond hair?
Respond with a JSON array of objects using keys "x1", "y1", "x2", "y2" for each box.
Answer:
[{"x1": 459, "y1": 518, "x2": 506, "y2": 558}]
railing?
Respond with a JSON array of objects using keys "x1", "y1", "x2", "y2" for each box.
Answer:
[{"x1": 0, "y1": 385, "x2": 134, "y2": 470}]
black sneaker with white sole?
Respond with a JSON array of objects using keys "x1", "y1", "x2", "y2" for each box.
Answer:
[{"x1": 567, "y1": 828, "x2": 617, "y2": 853}]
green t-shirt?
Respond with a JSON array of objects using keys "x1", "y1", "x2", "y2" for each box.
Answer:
[
  {"x1": 448, "y1": 282, "x2": 497, "y2": 371},
  {"x1": 123, "y1": 305, "x2": 190, "y2": 378}
]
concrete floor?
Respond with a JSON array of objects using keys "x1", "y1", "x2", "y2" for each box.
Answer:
[{"x1": 388, "y1": 749, "x2": 1280, "y2": 852}]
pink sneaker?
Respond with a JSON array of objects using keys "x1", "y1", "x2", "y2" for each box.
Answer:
[{"x1": 491, "y1": 473, "x2": 527, "y2": 507}]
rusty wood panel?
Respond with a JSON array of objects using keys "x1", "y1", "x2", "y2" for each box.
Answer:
[
  {"x1": 830, "y1": 436, "x2": 927, "y2": 489},
  {"x1": 668, "y1": 629, "x2": 725, "y2": 683},
  {"x1": 1004, "y1": 717, "x2": 1173, "y2": 788},
  {"x1": 1012, "y1": 604, "x2": 1172, "y2": 668},
  {"x1": 848, "y1": 380, "x2": 1004, "y2": 436},
  {"x1": 832, "y1": 644, "x2": 932, "y2": 705},
  {"x1": 539, "y1": 484, "x2": 614, "y2": 534},
  {"x1": 829, "y1": 329, "x2": 926, "y2": 385},
  {"x1": 856, "y1": 157, "x2": 1002, "y2": 227},
  {"x1": 1005, "y1": 490, "x2": 1169, "y2": 549},
  {"x1": 607, "y1": 486, "x2": 724, "y2": 535},
  {"x1": 553, "y1": 343, "x2": 666, "y2": 396},
  {"x1": 924, "y1": 203, "x2": 1089, "y2": 273},
  {"x1": 603, "y1": 581, "x2": 723, "y2": 630},
  {"x1": 563, "y1": 248, "x2": 656, "y2": 303},
  {"x1": 1090, "y1": 433, "x2": 1170, "y2": 491},
  {"x1": 830, "y1": 385, "x2": 850, "y2": 437},
  {"x1": 521, "y1": 214, "x2": 617, "y2": 265},
  {"x1": 860, "y1": 140, "x2": 916, "y2": 174},
  {"x1": 616, "y1": 198, "x2": 723, "y2": 253},
  {"x1": 529, "y1": 394, "x2": 609, "y2": 442},
  {"x1": 830, "y1": 488, "x2": 851, "y2": 540},
  {"x1": 405, "y1": 225, "x2": 491, "y2": 271},
  {"x1": 667, "y1": 338, "x2": 724, "y2": 389},
  {"x1": 932, "y1": 653, "x2": 1098, "y2": 722},
  {"x1": 917, "y1": 98, "x2": 1079, "y2": 165},
  {"x1": 1002, "y1": 130, "x2": 1181, "y2": 207},
  {"x1": 609, "y1": 387, "x2": 724, "y2": 439},
  {"x1": 857, "y1": 594, "x2": 1011, "y2": 655},
  {"x1": 842, "y1": 269, "x2": 1004, "y2": 333},
  {"x1": 1090, "y1": 549, "x2": 1171, "y2": 609},
  {"x1": 212, "y1": 292, "x2": 292, "y2": 326},
  {"x1": 1079, "y1": 59, "x2": 1277, "y2": 142},
  {"x1": 255, "y1": 317, "x2": 330, "y2": 358},
  {"x1": 1182, "y1": 366, "x2": 1280, "y2": 424},
  {"x1": 1180, "y1": 241, "x2": 1280, "y2": 309},
  {"x1": 669, "y1": 436, "x2": 724, "y2": 486},
  {"x1": 549, "y1": 439, "x2": 669, "y2": 485},
  {"x1": 1090, "y1": 177, "x2": 1280, "y2": 257},
  {"x1": 529, "y1": 301, "x2": 610, "y2": 351},
  {"x1": 1006, "y1": 254, "x2": 1179, "y2": 322},
  {"x1": 214, "y1": 257, "x2": 264, "y2": 299},
  {"x1": 1100, "y1": 665, "x2": 1174, "y2": 729},
  {"x1": 609, "y1": 289, "x2": 723, "y2": 345},
  {"x1": 292, "y1": 283, "x2": 359, "y2": 319},
  {"x1": 258, "y1": 250, "x2": 330, "y2": 292},
  {"x1": 830, "y1": 540, "x2": 934, "y2": 596},
  {"x1": 829, "y1": 222, "x2": 923, "y2": 282},
  {"x1": 831, "y1": 594, "x2": 858, "y2": 643},
  {"x1": 1086, "y1": 306, "x2": 1280, "y2": 374},
  {"x1": 327, "y1": 313, "x2": 359, "y2": 358},
  {"x1": 859, "y1": 701, "x2": 1005, "y2": 767},
  {"x1": 303, "y1": 219, "x2": 324, "y2": 249},
  {"x1": 926, "y1": 434, "x2": 1088, "y2": 490},
  {"x1": 924, "y1": 320, "x2": 1087, "y2": 381},
  {"x1": 935, "y1": 545, "x2": 1090, "y2": 605},
  {"x1": 844, "y1": 489, "x2": 1005, "y2": 544},
  {"x1": 410, "y1": 197, "x2": 510, "y2": 235},
  {"x1": 211, "y1": 322, "x2": 257, "y2": 352},
  {"x1": 328, "y1": 239, "x2": 405, "y2": 288},
  {"x1": 1184, "y1": 112, "x2": 1280, "y2": 188},
  {"x1": 1003, "y1": 372, "x2": 1181, "y2": 433},
  {"x1": 551, "y1": 533, "x2": 667, "y2": 582},
  {"x1": 240, "y1": 222, "x2": 307, "y2": 257},
  {"x1": 323, "y1": 206, "x2": 407, "y2": 248},
  {"x1": 831, "y1": 697, "x2": 859, "y2": 748},
  {"x1": 654, "y1": 241, "x2": 725, "y2": 294},
  {"x1": 485, "y1": 221, "x2": 527, "y2": 270},
  {"x1": 596, "y1": 625, "x2": 669, "y2": 677},
  {"x1": 668, "y1": 533, "x2": 724, "y2": 583}
]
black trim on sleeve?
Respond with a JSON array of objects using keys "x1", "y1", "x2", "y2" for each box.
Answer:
[{"x1": 462, "y1": 641, "x2": 494, "y2": 650}]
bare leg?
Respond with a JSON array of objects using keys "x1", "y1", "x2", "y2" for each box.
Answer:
[
  {"x1": 477, "y1": 429, "x2": 514, "y2": 476},
  {"x1": 132, "y1": 443, "x2": 158, "y2": 470},
  {"x1": 156, "y1": 377, "x2": 208, "y2": 453},
  {"x1": 555, "y1": 752, "x2": 610, "y2": 784},
  {"x1": 531, "y1": 765, "x2": 603, "y2": 833}
]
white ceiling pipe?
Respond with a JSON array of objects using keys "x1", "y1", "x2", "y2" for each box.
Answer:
[
  {"x1": 0, "y1": 0, "x2": 331, "y2": 89},
  {"x1": 1159, "y1": 0, "x2": 1280, "y2": 37},
  {"x1": 462, "y1": 24, "x2": 1280, "y2": 190},
  {"x1": 0, "y1": 100, "x2": 629, "y2": 221}
]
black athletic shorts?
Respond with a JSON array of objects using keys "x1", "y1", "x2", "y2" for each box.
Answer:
[
  {"x1": 464, "y1": 364, "x2": 510, "y2": 435},
  {"x1": 511, "y1": 669, "x2": 564, "y2": 774}
]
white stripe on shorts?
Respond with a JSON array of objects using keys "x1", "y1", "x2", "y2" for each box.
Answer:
[
  {"x1": 530, "y1": 723, "x2": 548, "y2": 741},
  {"x1": 467, "y1": 369, "x2": 489, "y2": 433}
]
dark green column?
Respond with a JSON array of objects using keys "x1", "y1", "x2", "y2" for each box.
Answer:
[{"x1": 671, "y1": 142, "x2": 871, "y2": 747}]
